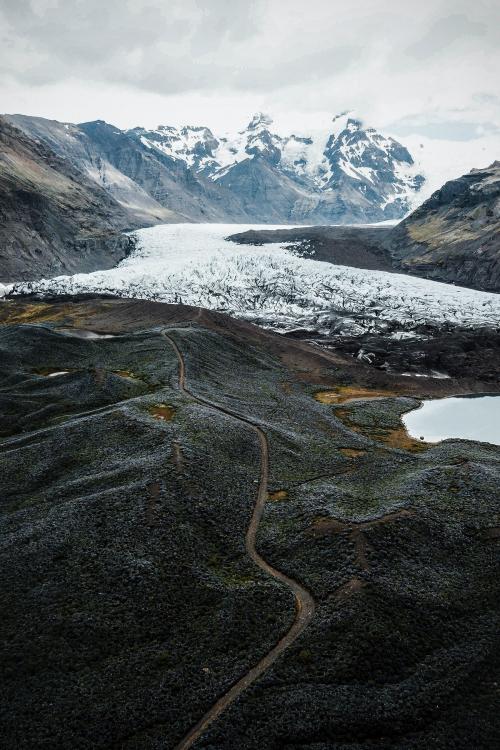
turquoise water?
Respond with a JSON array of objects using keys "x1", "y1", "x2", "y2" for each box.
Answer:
[{"x1": 403, "y1": 395, "x2": 500, "y2": 446}]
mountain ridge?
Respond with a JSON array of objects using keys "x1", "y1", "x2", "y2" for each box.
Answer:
[
  {"x1": 135, "y1": 111, "x2": 425, "y2": 222},
  {"x1": 5, "y1": 111, "x2": 425, "y2": 225}
]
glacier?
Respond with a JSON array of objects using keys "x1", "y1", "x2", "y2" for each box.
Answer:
[{"x1": 5, "y1": 224, "x2": 500, "y2": 338}]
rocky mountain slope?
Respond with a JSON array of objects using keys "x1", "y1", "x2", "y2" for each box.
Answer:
[
  {"x1": 0, "y1": 298, "x2": 499, "y2": 749},
  {"x1": 6, "y1": 112, "x2": 425, "y2": 225},
  {"x1": 5, "y1": 114, "x2": 231, "y2": 225},
  {"x1": 0, "y1": 118, "x2": 139, "y2": 282},
  {"x1": 388, "y1": 161, "x2": 500, "y2": 292},
  {"x1": 228, "y1": 225, "x2": 394, "y2": 271}
]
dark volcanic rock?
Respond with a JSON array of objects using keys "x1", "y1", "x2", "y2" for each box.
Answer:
[
  {"x1": 330, "y1": 326, "x2": 500, "y2": 382},
  {"x1": 0, "y1": 118, "x2": 136, "y2": 282}
]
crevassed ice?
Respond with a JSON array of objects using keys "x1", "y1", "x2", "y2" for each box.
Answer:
[{"x1": 7, "y1": 223, "x2": 500, "y2": 334}]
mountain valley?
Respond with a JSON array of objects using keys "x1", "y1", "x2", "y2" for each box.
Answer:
[{"x1": 1, "y1": 110, "x2": 499, "y2": 750}]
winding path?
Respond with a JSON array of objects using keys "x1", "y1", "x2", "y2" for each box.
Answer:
[{"x1": 162, "y1": 332, "x2": 316, "y2": 750}]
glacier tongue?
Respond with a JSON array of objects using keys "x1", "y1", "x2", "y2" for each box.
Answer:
[{"x1": 8, "y1": 224, "x2": 500, "y2": 337}]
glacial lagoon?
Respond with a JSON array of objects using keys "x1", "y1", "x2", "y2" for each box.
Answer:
[{"x1": 403, "y1": 395, "x2": 500, "y2": 446}]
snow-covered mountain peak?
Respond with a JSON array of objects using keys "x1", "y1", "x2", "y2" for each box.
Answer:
[
  {"x1": 315, "y1": 114, "x2": 423, "y2": 214},
  {"x1": 345, "y1": 118, "x2": 363, "y2": 133},
  {"x1": 330, "y1": 111, "x2": 360, "y2": 134},
  {"x1": 156, "y1": 124, "x2": 177, "y2": 134},
  {"x1": 123, "y1": 112, "x2": 425, "y2": 219},
  {"x1": 247, "y1": 112, "x2": 274, "y2": 131}
]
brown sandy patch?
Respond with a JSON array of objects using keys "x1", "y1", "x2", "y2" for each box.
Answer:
[
  {"x1": 307, "y1": 517, "x2": 349, "y2": 536},
  {"x1": 267, "y1": 490, "x2": 289, "y2": 502},
  {"x1": 146, "y1": 481, "x2": 160, "y2": 527},
  {"x1": 307, "y1": 509, "x2": 414, "y2": 537},
  {"x1": 352, "y1": 530, "x2": 372, "y2": 571},
  {"x1": 339, "y1": 448, "x2": 367, "y2": 458},
  {"x1": 315, "y1": 386, "x2": 398, "y2": 405},
  {"x1": 93, "y1": 367, "x2": 106, "y2": 386},
  {"x1": 171, "y1": 441, "x2": 184, "y2": 471},
  {"x1": 334, "y1": 576, "x2": 366, "y2": 600},
  {"x1": 0, "y1": 302, "x2": 64, "y2": 325},
  {"x1": 149, "y1": 403, "x2": 176, "y2": 421},
  {"x1": 0, "y1": 300, "x2": 115, "y2": 326},
  {"x1": 373, "y1": 426, "x2": 428, "y2": 452},
  {"x1": 335, "y1": 408, "x2": 428, "y2": 453},
  {"x1": 480, "y1": 527, "x2": 500, "y2": 542},
  {"x1": 113, "y1": 369, "x2": 141, "y2": 380},
  {"x1": 307, "y1": 510, "x2": 414, "y2": 570}
]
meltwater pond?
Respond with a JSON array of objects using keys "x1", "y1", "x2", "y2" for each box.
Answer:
[{"x1": 403, "y1": 395, "x2": 500, "y2": 446}]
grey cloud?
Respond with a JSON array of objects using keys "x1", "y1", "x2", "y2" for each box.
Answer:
[
  {"x1": 192, "y1": 0, "x2": 263, "y2": 46},
  {"x1": 231, "y1": 45, "x2": 362, "y2": 91},
  {"x1": 0, "y1": 0, "x2": 499, "y2": 139},
  {"x1": 0, "y1": 1, "x2": 188, "y2": 67},
  {"x1": 389, "y1": 118, "x2": 500, "y2": 141},
  {"x1": 405, "y1": 13, "x2": 487, "y2": 59},
  {"x1": 0, "y1": 0, "x2": 361, "y2": 94}
]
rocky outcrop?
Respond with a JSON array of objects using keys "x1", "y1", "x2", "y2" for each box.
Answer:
[
  {"x1": 0, "y1": 118, "x2": 137, "y2": 282},
  {"x1": 388, "y1": 162, "x2": 500, "y2": 292}
]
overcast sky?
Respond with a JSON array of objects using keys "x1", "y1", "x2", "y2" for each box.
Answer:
[{"x1": 1, "y1": 0, "x2": 499, "y2": 146}]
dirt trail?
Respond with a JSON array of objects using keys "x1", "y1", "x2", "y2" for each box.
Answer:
[{"x1": 162, "y1": 332, "x2": 315, "y2": 750}]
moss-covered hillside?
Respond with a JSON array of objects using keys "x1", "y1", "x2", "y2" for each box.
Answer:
[{"x1": 0, "y1": 300, "x2": 499, "y2": 749}]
